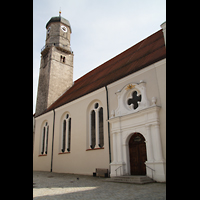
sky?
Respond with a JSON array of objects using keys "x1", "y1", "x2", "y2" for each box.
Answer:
[{"x1": 33, "y1": 0, "x2": 166, "y2": 113}]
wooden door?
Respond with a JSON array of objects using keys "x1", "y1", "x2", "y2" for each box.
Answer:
[{"x1": 129, "y1": 133, "x2": 147, "y2": 175}]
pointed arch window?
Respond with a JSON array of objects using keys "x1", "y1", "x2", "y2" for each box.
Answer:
[
  {"x1": 89, "y1": 103, "x2": 104, "y2": 150},
  {"x1": 41, "y1": 122, "x2": 49, "y2": 155},
  {"x1": 61, "y1": 114, "x2": 71, "y2": 153}
]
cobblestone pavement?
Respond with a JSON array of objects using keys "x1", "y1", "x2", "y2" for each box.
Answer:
[{"x1": 33, "y1": 171, "x2": 166, "y2": 200}]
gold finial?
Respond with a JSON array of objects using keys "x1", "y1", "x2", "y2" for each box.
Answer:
[
  {"x1": 59, "y1": 8, "x2": 61, "y2": 16},
  {"x1": 125, "y1": 84, "x2": 135, "y2": 90}
]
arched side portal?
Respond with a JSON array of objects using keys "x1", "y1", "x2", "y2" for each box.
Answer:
[
  {"x1": 109, "y1": 103, "x2": 166, "y2": 181},
  {"x1": 128, "y1": 132, "x2": 147, "y2": 175}
]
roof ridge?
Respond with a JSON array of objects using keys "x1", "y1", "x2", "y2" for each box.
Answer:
[
  {"x1": 72, "y1": 29, "x2": 163, "y2": 88},
  {"x1": 73, "y1": 41, "x2": 164, "y2": 93},
  {"x1": 74, "y1": 30, "x2": 163, "y2": 84}
]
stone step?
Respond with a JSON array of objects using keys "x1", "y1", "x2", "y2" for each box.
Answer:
[{"x1": 106, "y1": 176, "x2": 155, "y2": 184}]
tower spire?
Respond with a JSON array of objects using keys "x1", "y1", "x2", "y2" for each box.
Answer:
[{"x1": 59, "y1": 8, "x2": 61, "y2": 17}]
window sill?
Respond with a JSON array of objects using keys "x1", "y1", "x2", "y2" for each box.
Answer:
[
  {"x1": 58, "y1": 152, "x2": 70, "y2": 155},
  {"x1": 38, "y1": 154, "x2": 47, "y2": 157},
  {"x1": 86, "y1": 147, "x2": 104, "y2": 151}
]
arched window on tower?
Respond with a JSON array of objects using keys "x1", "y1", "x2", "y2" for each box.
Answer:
[{"x1": 63, "y1": 57, "x2": 65, "y2": 63}]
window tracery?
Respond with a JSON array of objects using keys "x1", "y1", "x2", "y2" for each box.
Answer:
[
  {"x1": 89, "y1": 102, "x2": 104, "y2": 149},
  {"x1": 41, "y1": 122, "x2": 49, "y2": 155},
  {"x1": 61, "y1": 113, "x2": 71, "y2": 153},
  {"x1": 113, "y1": 81, "x2": 150, "y2": 117},
  {"x1": 127, "y1": 91, "x2": 142, "y2": 110}
]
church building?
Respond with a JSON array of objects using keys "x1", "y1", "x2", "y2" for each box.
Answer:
[{"x1": 33, "y1": 14, "x2": 166, "y2": 182}]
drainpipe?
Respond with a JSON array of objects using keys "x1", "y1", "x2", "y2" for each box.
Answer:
[
  {"x1": 51, "y1": 109, "x2": 55, "y2": 172},
  {"x1": 105, "y1": 86, "x2": 111, "y2": 164}
]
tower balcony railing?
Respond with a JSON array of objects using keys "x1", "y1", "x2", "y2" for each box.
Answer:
[{"x1": 41, "y1": 43, "x2": 72, "y2": 54}]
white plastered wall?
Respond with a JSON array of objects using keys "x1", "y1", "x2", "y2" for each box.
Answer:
[{"x1": 107, "y1": 59, "x2": 166, "y2": 182}]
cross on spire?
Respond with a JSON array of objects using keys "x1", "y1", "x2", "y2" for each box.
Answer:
[{"x1": 127, "y1": 91, "x2": 141, "y2": 109}]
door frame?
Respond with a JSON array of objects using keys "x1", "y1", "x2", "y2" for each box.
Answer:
[
  {"x1": 125, "y1": 131, "x2": 147, "y2": 176},
  {"x1": 128, "y1": 132, "x2": 147, "y2": 175}
]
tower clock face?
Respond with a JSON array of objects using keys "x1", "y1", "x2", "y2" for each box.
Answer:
[{"x1": 61, "y1": 25, "x2": 67, "y2": 32}]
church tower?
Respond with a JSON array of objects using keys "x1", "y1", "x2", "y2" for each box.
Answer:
[{"x1": 35, "y1": 13, "x2": 73, "y2": 117}]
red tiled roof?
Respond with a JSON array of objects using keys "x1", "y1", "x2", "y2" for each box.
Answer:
[{"x1": 41, "y1": 29, "x2": 166, "y2": 116}]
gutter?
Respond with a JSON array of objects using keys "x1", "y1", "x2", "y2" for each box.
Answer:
[
  {"x1": 51, "y1": 109, "x2": 55, "y2": 172},
  {"x1": 105, "y1": 86, "x2": 111, "y2": 163}
]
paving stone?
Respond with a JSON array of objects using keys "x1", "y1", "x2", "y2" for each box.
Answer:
[{"x1": 33, "y1": 171, "x2": 166, "y2": 200}]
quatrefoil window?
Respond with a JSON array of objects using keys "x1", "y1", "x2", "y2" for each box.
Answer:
[{"x1": 127, "y1": 91, "x2": 142, "y2": 109}]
